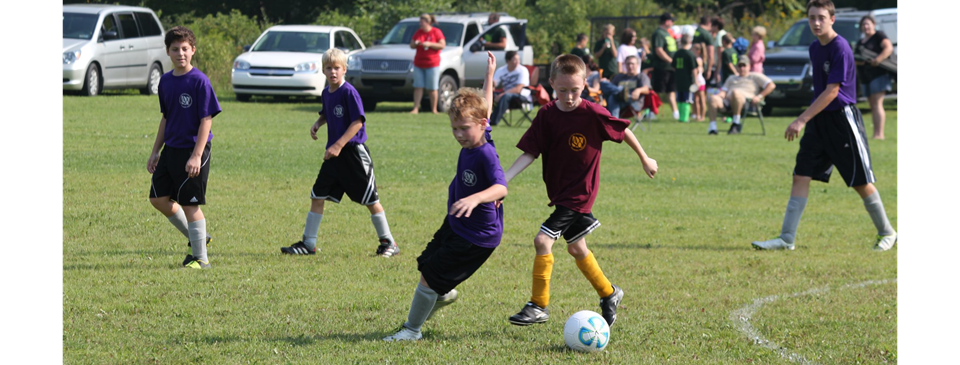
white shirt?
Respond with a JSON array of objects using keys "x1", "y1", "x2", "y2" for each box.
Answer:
[
  {"x1": 616, "y1": 44, "x2": 639, "y2": 72},
  {"x1": 493, "y1": 65, "x2": 529, "y2": 92}
]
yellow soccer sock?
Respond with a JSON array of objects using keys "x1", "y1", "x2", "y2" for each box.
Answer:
[
  {"x1": 576, "y1": 251, "x2": 614, "y2": 298},
  {"x1": 530, "y1": 254, "x2": 555, "y2": 308}
]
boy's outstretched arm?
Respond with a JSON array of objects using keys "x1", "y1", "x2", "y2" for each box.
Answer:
[
  {"x1": 483, "y1": 51, "x2": 496, "y2": 119},
  {"x1": 623, "y1": 128, "x2": 658, "y2": 178},
  {"x1": 147, "y1": 117, "x2": 167, "y2": 173},
  {"x1": 449, "y1": 184, "x2": 508, "y2": 218},
  {"x1": 504, "y1": 153, "x2": 537, "y2": 182}
]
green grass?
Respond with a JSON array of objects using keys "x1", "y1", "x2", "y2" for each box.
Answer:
[{"x1": 63, "y1": 95, "x2": 897, "y2": 364}]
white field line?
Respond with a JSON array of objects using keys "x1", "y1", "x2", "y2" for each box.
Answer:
[{"x1": 730, "y1": 279, "x2": 896, "y2": 364}]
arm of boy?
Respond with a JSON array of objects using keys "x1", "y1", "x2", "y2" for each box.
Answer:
[
  {"x1": 185, "y1": 116, "x2": 212, "y2": 178},
  {"x1": 325, "y1": 118, "x2": 363, "y2": 160},
  {"x1": 484, "y1": 51, "x2": 496, "y2": 118},
  {"x1": 310, "y1": 114, "x2": 327, "y2": 140},
  {"x1": 449, "y1": 184, "x2": 508, "y2": 218},
  {"x1": 504, "y1": 153, "x2": 537, "y2": 182},
  {"x1": 622, "y1": 128, "x2": 657, "y2": 178},
  {"x1": 786, "y1": 83, "x2": 839, "y2": 141},
  {"x1": 146, "y1": 117, "x2": 166, "y2": 173}
]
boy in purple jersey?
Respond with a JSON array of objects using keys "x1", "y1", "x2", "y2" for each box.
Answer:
[
  {"x1": 147, "y1": 27, "x2": 221, "y2": 269},
  {"x1": 752, "y1": 0, "x2": 897, "y2": 252},
  {"x1": 503, "y1": 54, "x2": 658, "y2": 328},
  {"x1": 280, "y1": 48, "x2": 400, "y2": 257},
  {"x1": 384, "y1": 52, "x2": 507, "y2": 342}
]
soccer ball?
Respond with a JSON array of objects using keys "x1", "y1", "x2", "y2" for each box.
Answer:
[{"x1": 563, "y1": 310, "x2": 610, "y2": 352}]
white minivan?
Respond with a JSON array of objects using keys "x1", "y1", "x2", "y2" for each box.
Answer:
[{"x1": 63, "y1": 4, "x2": 171, "y2": 96}]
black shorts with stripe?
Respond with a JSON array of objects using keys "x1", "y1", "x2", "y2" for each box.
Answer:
[
  {"x1": 312, "y1": 142, "x2": 379, "y2": 205},
  {"x1": 540, "y1": 205, "x2": 601, "y2": 243},
  {"x1": 150, "y1": 142, "x2": 211, "y2": 205},
  {"x1": 417, "y1": 218, "x2": 496, "y2": 296},
  {"x1": 794, "y1": 105, "x2": 876, "y2": 187}
]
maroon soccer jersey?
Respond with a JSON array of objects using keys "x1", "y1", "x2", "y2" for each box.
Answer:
[{"x1": 516, "y1": 100, "x2": 630, "y2": 213}]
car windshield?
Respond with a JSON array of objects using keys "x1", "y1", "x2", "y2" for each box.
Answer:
[
  {"x1": 63, "y1": 13, "x2": 99, "y2": 40},
  {"x1": 777, "y1": 20, "x2": 860, "y2": 48},
  {"x1": 380, "y1": 22, "x2": 465, "y2": 46},
  {"x1": 252, "y1": 31, "x2": 330, "y2": 53}
]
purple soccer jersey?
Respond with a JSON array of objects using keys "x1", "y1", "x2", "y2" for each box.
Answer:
[
  {"x1": 319, "y1": 82, "x2": 366, "y2": 149},
  {"x1": 809, "y1": 34, "x2": 857, "y2": 111},
  {"x1": 447, "y1": 142, "x2": 507, "y2": 248},
  {"x1": 158, "y1": 68, "x2": 221, "y2": 148}
]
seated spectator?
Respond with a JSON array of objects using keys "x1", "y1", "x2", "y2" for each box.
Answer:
[
  {"x1": 489, "y1": 50, "x2": 530, "y2": 126},
  {"x1": 707, "y1": 57, "x2": 775, "y2": 135},
  {"x1": 581, "y1": 54, "x2": 623, "y2": 102},
  {"x1": 605, "y1": 55, "x2": 651, "y2": 118}
]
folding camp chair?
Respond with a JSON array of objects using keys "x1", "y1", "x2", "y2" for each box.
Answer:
[
  {"x1": 503, "y1": 65, "x2": 541, "y2": 127},
  {"x1": 724, "y1": 98, "x2": 766, "y2": 135}
]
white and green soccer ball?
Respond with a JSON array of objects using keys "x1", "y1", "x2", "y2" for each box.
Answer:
[{"x1": 563, "y1": 310, "x2": 610, "y2": 352}]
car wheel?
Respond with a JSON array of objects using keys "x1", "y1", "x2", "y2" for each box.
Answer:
[
  {"x1": 81, "y1": 63, "x2": 101, "y2": 97},
  {"x1": 140, "y1": 63, "x2": 162, "y2": 95},
  {"x1": 362, "y1": 98, "x2": 377, "y2": 112},
  {"x1": 437, "y1": 74, "x2": 457, "y2": 113},
  {"x1": 236, "y1": 93, "x2": 251, "y2": 102}
]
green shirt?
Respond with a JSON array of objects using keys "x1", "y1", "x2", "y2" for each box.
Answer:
[
  {"x1": 692, "y1": 26, "x2": 714, "y2": 50},
  {"x1": 593, "y1": 38, "x2": 618, "y2": 79},
  {"x1": 570, "y1": 47, "x2": 588, "y2": 58},
  {"x1": 651, "y1": 27, "x2": 677, "y2": 70},
  {"x1": 672, "y1": 48, "x2": 697, "y2": 92},
  {"x1": 721, "y1": 48, "x2": 738, "y2": 83},
  {"x1": 483, "y1": 27, "x2": 507, "y2": 48}
]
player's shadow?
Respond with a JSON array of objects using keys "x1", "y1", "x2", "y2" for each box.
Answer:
[{"x1": 588, "y1": 242, "x2": 747, "y2": 251}]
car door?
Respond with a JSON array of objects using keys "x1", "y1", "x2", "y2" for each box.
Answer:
[
  {"x1": 97, "y1": 13, "x2": 128, "y2": 87},
  {"x1": 116, "y1": 12, "x2": 146, "y2": 85},
  {"x1": 134, "y1": 11, "x2": 166, "y2": 84},
  {"x1": 342, "y1": 30, "x2": 365, "y2": 55},
  {"x1": 463, "y1": 21, "x2": 527, "y2": 88}
]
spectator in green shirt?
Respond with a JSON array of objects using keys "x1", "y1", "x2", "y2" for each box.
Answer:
[
  {"x1": 692, "y1": 16, "x2": 716, "y2": 83},
  {"x1": 483, "y1": 13, "x2": 507, "y2": 50},
  {"x1": 571, "y1": 33, "x2": 589, "y2": 58},
  {"x1": 651, "y1": 12, "x2": 679, "y2": 119},
  {"x1": 593, "y1": 24, "x2": 619, "y2": 80},
  {"x1": 720, "y1": 34, "x2": 738, "y2": 85}
]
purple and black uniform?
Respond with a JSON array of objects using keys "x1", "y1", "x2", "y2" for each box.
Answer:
[
  {"x1": 150, "y1": 68, "x2": 221, "y2": 205},
  {"x1": 794, "y1": 34, "x2": 875, "y2": 187},
  {"x1": 417, "y1": 139, "x2": 507, "y2": 295},
  {"x1": 311, "y1": 82, "x2": 381, "y2": 205}
]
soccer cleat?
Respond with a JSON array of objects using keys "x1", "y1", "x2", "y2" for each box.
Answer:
[
  {"x1": 727, "y1": 123, "x2": 741, "y2": 134},
  {"x1": 873, "y1": 232, "x2": 897, "y2": 251},
  {"x1": 751, "y1": 237, "x2": 795, "y2": 251},
  {"x1": 187, "y1": 234, "x2": 212, "y2": 247},
  {"x1": 708, "y1": 129, "x2": 718, "y2": 135},
  {"x1": 508, "y1": 302, "x2": 550, "y2": 326},
  {"x1": 182, "y1": 254, "x2": 196, "y2": 266},
  {"x1": 426, "y1": 289, "x2": 458, "y2": 320},
  {"x1": 376, "y1": 239, "x2": 400, "y2": 257},
  {"x1": 183, "y1": 256, "x2": 211, "y2": 269},
  {"x1": 383, "y1": 326, "x2": 422, "y2": 342},
  {"x1": 599, "y1": 284, "x2": 624, "y2": 327},
  {"x1": 281, "y1": 241, "x2": 316, "y2": 255}
]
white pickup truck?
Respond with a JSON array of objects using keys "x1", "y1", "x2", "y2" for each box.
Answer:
[{"x1": 345, "y1": 12, "x2": 533, "y2": 111}]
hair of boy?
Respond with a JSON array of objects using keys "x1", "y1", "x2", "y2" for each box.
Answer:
[
  {"x1": 580, "y1": 54, "x2": 598, "y2": 71},
  {"x1": 549, "y1": 54, "x2": 587, "y2": 81},
  {"x1": 164, "y1": 26, "x2": 196, "y2": 49},
  {"x1": 711, "y1": 16, "x2": 725, "y2": 30},
  {"x1": 859, "y1": 15, "x2": 876, "y2": 28},
  {"x1": 322, "y1": 48, "x2": 348, "y2": 69},
  {"x1": 619, "y1": 28, "x2": 636, "y2": 44},
  {"x1": 447, "y1": 87, "x2": 488, "y2": 124},
  {"x1": 603, "y1": 24, "x2": 615, "y2": 34},
  {"x1": 699, "y1": 16, "x2": 711, "y2": 25},
  {"x1": 420, "y1": 13, "x2": 436, "y2": 25},
  {"x1": 807, "y1": 0, "x2": 836, "y2": 16},
  {"x1": 505, "y1": 50, "x2": 518, "y2": 62},
  {"x1": 681, "y1": 34, "x2": 692, "y2": 47},
  {"x1": 752, "y1": 26, "x2": 767, "y2": 39},
  {"x1": 576, "y1": 33, "x2": 587, "y2": 43},
  {"x1": 722, "y1": 34, "x2": 734, "y2": 45}
]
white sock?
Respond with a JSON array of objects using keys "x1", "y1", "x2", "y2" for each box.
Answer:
[
  {"x1": 188, "y1": 219, "x2": 208, "y2": 262},
  {"x1": 732, "y1": 115, "x2": 741, "y2": 125},
  {"x1": 167, "y1": 208, "x2": 189, "y2": 238},
  {"x1": 302, "y1": 212, "x2": 323, "y2": 250},
  {"x1": 709, "y1": 121, "x2": 717, "y2": 131},
  {"x1": 371, "y1": 211, "x2": 395, "y2": 245}
]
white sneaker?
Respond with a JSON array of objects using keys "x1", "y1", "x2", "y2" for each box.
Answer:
[
  {"x1": 873, "y1": 232, "x2": 897, "y2": 251},
  {"x1": 751, "y1": 237, "x2": 795, "y2": 251},
  {"x1": 426, "y1": 289, "x2": 458, "y2": 320},
  {"x1": 383, "y1": 327, "x2": 422, "y2": 342},
  {"x1": 672, "y1": 110, "x2": 680, "y2": 120}
]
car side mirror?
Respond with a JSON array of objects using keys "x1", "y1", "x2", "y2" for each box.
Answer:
[
  {"x1": 242, "y1": 45, "x2": 251, "y2": 52},
  {"x1": 469, "y1": 42, "x2": 482, "y2": 53},
  {"x1": 102, "y1": 31, "x2": 118, "y2": 41}
]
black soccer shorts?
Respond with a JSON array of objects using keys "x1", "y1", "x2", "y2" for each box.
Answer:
[
  {"x1": 149, "y1": 142, "x2": 211, "y2": 205},
  {"x1": 417, "y1": 218, "x2": 496, "y2": 296},
  {"x1": 540, "y1": 205, "x2": 601, "y2": 244},
  {"x1": 311, "y1": 142, "x2": 379, "y2": 205},
  {"x1": 652, "y1": 69, "x2": 676, "y2": 93},
  {"x1": 794, "y1": 105, "x2": 876, "y2": 187}
]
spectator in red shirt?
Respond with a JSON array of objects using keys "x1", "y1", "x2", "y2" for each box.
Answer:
[{"x1": 410, "y1": 13, "x2": 446, "y2": 114}]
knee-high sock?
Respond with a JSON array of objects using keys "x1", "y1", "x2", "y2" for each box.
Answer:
[
  {"x1": 188, "y1": 219, "x2": 208, "y2": 262},
  {"x1": 302, "y1": 212, "x2": 322, "y2": 250},
  {"x1": 530, "y1": 254, "x2": 554, "y2": 308},
  {"x1": 863, "y1": 191, "x2": 895, "y2": 235},
  {"x1": 167, "y1": 208, "x2": 189, "y2": 238},
  {"x1": 403, "y1": 283, "x2": 438, "y2": 333},
  {"x1": 575, "y1": 251, "x2": 614, "y2": 298},
  {"x1": 780, "y1": 196, "x2": 807, "y2": 244},
  {"x1": 371, "y1": 212, "x2": 395, "y2": 245}
]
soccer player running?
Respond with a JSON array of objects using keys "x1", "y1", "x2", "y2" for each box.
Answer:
[{"x1": 752, "y1": 0, "x2": 897, "y2": 251}]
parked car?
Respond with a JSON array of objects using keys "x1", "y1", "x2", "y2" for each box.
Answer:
[
  {"x1": 231, "y1": 25, "x2": 366, "y2": 101},
  {"x1": 761, "y1": 8, "x2": 897, "y2": 113},
  {"x1": 63, "y1": 4, "x2": 171, "y2": 96},
  {"x1": 344, "y1": 12, "x2": 533, "y2": 112}
]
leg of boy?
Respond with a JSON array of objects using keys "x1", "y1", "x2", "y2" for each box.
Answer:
[
  {"x1": 568, "y1": 239, "x2": 614, "y2": 298},
  {"x1": 182, "y1": 205, "x2": 208, "y2": 264},
  {"x1": 304, "y1": 199, "x2": 325, "y2": 250},
  {"x1": 405, "y1": 276, "x2": 439, "y2": 333},
  {"x1": 854, "y1": 184, "x2": 896, "y2": 249},
  {"x1": 367, "y1": 202, "x2": 399, "y2": 256},
  {"x1": 531, "y1": 232, "x2": 556, "y2": 308},
  {"x1": 151, "y1": 197, "x2": 189, "y2": 238}
]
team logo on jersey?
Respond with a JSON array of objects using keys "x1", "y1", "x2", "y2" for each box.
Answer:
[
  {"x1": 179, "y1": 93, "x2": 193, "y2": 108},
  {"x1": 569, "y1": 133, "x2": 587, "y2": 152},
  {"x1": 823, "y1": 60, "x2": 831, "y2": 73},
  {"x1": 334, "y1": 105, "x2": 344, "y2": 118},
  {"x1": 462, "y1": 169, "x2": 477, "y2": 187}
]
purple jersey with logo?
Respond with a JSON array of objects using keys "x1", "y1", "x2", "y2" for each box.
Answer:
[
  {"x1": 447, "y1": 142, "x2": 507, "y2": 248},
  {"x1": 157, "y1": 68, "x2": 220, "y2": 148},
  {"x1": 320, "y1": 82, "x2": 366, "y2": 149},
  {"x1": 809, "y1": 34, "x2": 857, "y2": 111}
]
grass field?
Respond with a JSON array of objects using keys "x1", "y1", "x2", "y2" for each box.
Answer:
[{"x1": 63, "y1": 94, "x2": 897, "y2": 364}]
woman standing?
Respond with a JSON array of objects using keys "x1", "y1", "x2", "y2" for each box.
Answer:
[
  {"x1": 748, "y1": 26, "x2": 766, "y2": 74},
  {"x1": 617, "y1": 28, "x2": 638, "y2": 74},
  {"x1": 410, "y1": 13, "x2": 446, "y2": 114},
  {"x1": 855, "y1": 15, "x2": 894, "y2": 140}
]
